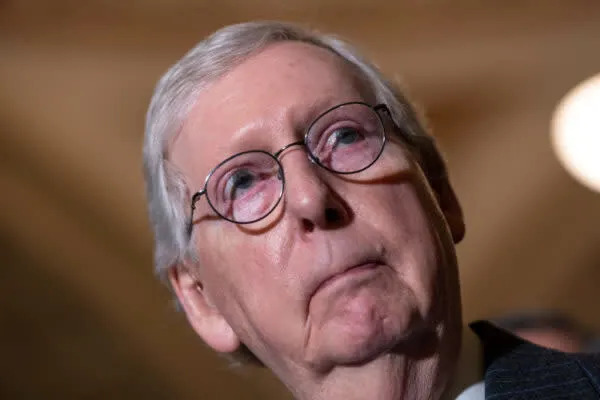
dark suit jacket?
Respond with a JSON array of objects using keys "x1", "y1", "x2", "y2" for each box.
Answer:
[{"x1": 470, "y1": 321, "x2": 600, "y2": 399}]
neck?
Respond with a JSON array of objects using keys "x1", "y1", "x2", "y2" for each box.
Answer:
[
  {"x1": 285, "y1": 351, "x2": 446, "y2": 400},
  {"x1": 441, "y1": 327, "x2": 483, "y2": 400},
  {"x1": 266, "y1": 322, "x2": 461, "y2": 399}
]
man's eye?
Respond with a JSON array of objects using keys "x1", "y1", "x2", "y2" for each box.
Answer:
[
  {"x1": 332, "y1": 127, "x2": 362, "y2": 146},
  {"x1": 225, "y1": 169, "x2": 255, "y2": 199}
]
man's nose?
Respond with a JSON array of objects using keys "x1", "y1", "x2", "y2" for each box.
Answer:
[{"x1": 279, "y1": 148, "x2": 349, "y2": 232}]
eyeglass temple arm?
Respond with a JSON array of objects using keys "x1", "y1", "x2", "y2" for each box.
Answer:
[
  {"x1": 191, "y1": 190, "x2": 205, "y2": 210},
  {"x1": 374, "y1": 104, "x2": 389, "y2": 114},
  {"x1": 188, "y1": 190, "x2": 205, "y2": 235},
  {"x1": 375, "y1": 104, "x2": 420, "y2": 147}
]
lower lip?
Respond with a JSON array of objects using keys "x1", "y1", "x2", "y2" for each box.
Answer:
[{"x1": 318, "y1": 263, "x2": 380, "y2": 294}]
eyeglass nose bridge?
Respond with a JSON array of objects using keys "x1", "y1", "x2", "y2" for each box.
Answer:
[
  {"x1": 274, "y1": 140, "x2": 306, "y2": 158},
  {"x1": 273, "y1": 139, "x2": 321, "y2": 170}
]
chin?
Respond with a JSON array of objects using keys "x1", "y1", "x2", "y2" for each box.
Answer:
[
  {"x1": 309, "y1": 303, "x2": 423, "y2": 370},
  {"x1": 331, "y1": 331, "x2": 403, "y2": 367}
]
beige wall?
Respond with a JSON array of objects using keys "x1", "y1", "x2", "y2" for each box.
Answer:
[{"x1": 1, "y1": 1, "x2": 599, "y2": 398}]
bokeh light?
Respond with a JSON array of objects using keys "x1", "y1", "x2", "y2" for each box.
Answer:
[{"x1": 552, "y1": 73, "x2": 600, "y2": 193}]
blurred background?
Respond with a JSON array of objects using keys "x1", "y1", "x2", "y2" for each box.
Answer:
[{"x1": 1, "y1": 1, "x2": 599, "y2": 398}]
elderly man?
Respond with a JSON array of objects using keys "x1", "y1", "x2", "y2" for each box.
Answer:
[{"x1": 143, "y1": 21, "x2": 600, "y2": 400}]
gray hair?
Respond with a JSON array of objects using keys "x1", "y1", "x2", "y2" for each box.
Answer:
[{"x1": 143, "y1": 20, "x2": 446, "y2": 283}]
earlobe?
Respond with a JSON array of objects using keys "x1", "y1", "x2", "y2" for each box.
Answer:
[{"x1": 168, "y1": 266, "x2": 240, "y2": 353}]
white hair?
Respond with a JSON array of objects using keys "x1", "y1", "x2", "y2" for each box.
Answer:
[{"x1": 143, "y1": 20, "x2": 444, "y2": 282}]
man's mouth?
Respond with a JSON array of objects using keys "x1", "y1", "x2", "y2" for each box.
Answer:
[{"x1": 311, "y1": 261, "x2": 382, "y2": 301}]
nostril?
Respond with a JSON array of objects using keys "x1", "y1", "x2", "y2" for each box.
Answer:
[
  {"x1": 325, "y1": 207, "x2": 341, "y2": 224},
  {"x1": 302, "y1": 218, "x2": 315, "y2": 232}
]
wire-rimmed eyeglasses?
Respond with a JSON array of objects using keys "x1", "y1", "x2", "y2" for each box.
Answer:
[{"x1": 189, "y1": 102, "x2": 390, "y2": 229}]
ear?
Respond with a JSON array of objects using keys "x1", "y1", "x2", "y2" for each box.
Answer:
[
  {"x1": 433, "y1": 177, "x2": 465, "y2": 244},
  {"x1": 168, "y1": 266, "x2": 240, "y2": 353}
]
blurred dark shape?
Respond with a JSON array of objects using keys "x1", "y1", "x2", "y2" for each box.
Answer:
[
  {"x1": 493, "y1": 310, "x2": 599, "y2": 353},
  {"x1": 587, "y1": 339, "x2": 600, "y2": 352}
]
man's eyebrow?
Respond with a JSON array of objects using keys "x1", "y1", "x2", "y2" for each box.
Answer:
[
  {"x1": 227, "y1": 118, "x2": 273, "y2": 152},
  {"x1": 227, "y1": 98, "x2": 349, "y2": 141},
  {"x1": 302, "y1": 95, "x2": 365, "y2": 123},
  {"x1": 303, "y1": 98, "x2": 338, "y2": 121}
]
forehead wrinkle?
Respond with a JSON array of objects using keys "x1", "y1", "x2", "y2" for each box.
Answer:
[{"x1": 229, "y1": 91, "x2": 370, "y2": 156}]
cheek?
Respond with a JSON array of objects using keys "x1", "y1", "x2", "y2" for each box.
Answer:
[
  {"x1": 397, "y1": 186, "x2": 458, "y2": 323},
  {"x1": 354, "y1": 178, "x2": 444, "y2": 316},
  {"x1": 196, "y1": 228, "x2": 261, "y2": 286},
  {"x1": 395, "y1": 191, "x2": 441, "y2": 310},
  {"x1": 193, "y1": 229, "x2": 251, "y2": 311},
  {"x1": 193, "y1": 226, "x2": 311, "y2": 359},
  {"x1": 194, "y1": 226, "x2": 292, "y2": 316}
]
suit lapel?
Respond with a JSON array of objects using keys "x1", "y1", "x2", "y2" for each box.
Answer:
[{"x1": 470, "y1": 320, "x2": 600, "y2": 399}]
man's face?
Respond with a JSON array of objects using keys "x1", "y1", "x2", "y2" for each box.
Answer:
[{"x1": 170, "y1": 42, "x2": 463, "y2": 376}]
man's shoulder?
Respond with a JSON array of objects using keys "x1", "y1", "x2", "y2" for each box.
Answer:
[{"x1": 470, "y1": 320, "x2": 600, "y2": 399}]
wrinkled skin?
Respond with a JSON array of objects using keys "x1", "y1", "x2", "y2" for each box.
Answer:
[{"x1": 169, "y1": 42, "x2": 465, "y2": 400}]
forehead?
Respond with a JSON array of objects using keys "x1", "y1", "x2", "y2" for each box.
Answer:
[
  {"x1": 172, "y1": 42, "x2": 372, "y2": 176},
  {"x1": 193, "y1": 41, "x2": 370, "y2": 123}
]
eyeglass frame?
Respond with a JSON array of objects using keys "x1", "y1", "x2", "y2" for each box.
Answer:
[{"x1": 188, "y1": 101, "x2": 392, "y2": 229}]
